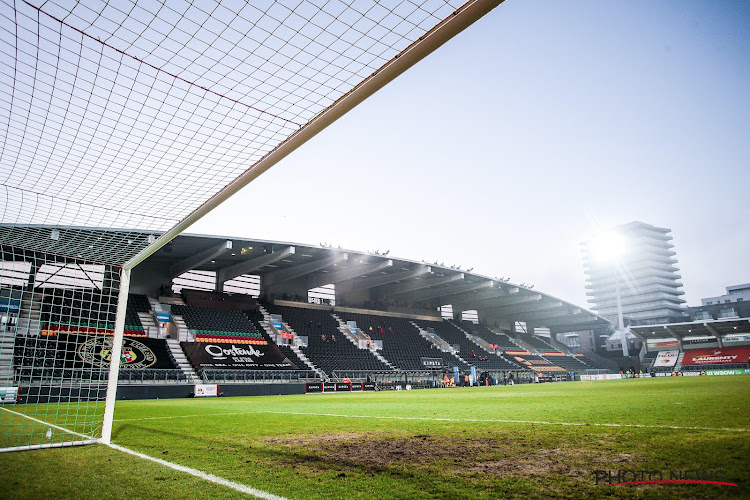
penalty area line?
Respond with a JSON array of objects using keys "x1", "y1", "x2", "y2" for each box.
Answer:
[
  {"x1": 261, "y1": 411, "x2": 750, "y2": 433},
  {"x1": 108, "y1": 443, "x2": 289, "y2": 500}
]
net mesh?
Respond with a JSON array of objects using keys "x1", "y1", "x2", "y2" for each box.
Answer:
[
  {"x1": 0, "y1": 0, "x2": 476, "y2": 450},
  {"x1": 2, "y1": 0, "x2": 465, "y2": 234}
]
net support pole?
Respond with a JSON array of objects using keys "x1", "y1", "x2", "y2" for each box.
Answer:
[
  {"x1": 122, "y1": 0, "x2": 505, "y2": 271},
  {"x1": 100, "y1": 267, "x2": 131, "y2": 445}
]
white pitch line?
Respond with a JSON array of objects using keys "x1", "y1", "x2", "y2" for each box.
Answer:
[
  {"x1": 0, "y1": 405, "x2": 94, "y2": 439},
  {"x1": 261, "y1": 410, "x2": 750, "y2": 433},
  {"x1": 108, "y1": 443, "x2": 289, "y2": 500},
  {"x1": 114, "y1": 411, "x2": 250, "y2": 422}
]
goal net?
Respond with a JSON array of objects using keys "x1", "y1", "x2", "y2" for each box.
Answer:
[{"x1": 0, "y1": 0, "x2": 501, "y2": 451}]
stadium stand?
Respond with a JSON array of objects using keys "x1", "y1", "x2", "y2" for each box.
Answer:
[
  {"x1": 452, "y1": 320, "x2": 519, "y2": 350},
  {"x1": 515, "y1": 332, "x2": 557, "y2": 351},
  {"x1": 577, "y1": 352, "x2": 619, "y2": 372},
  {"x1": 265, "y1": 305, "x2": 390, "y2": 374},
  {"x1": 172, "y1": 304, "x2": 265, "y2": 344},
  {"x1": 413, "y1": 320, "x2": 521, "y2": 371},
  {"x1": 39, "y1": 289, "x2": 146, "y2": 336},
  {"x1": 12, "y1": 334, "x2": 179, "y2": 382},
  {"x1": 336, "y1": 311, "x2": 470, "y2": 371},
  {"x1": 539, "y1": 352, "x2": 590, "y2": 372}
]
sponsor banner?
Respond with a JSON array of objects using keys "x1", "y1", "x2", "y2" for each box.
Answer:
[
  {"x1": 322, "y1": 382, "x2": 336, "y2": 392},
  {"x1": 655, "y1": 372, "x2": 670, "y2": 377},
  {"x1": 706, "y1": 369, "x2": 744, "y2": 376},
  {"x1": 581, "y1": 374, "x2": 623, "y2": 381},
  {"x1": 0, "y1": 387, "x2": 18, "y2": 403},
  {"x1": 155, "y1": 313, "x2": 171, "y2": 323},
  {"x1": 335, "y1": 382, "x2": 351, "y2": 392},
  {"x1": 420, "y1": 357, "x2": 442, "y2": 368},
  {"x1": 194, "y1": 384, "x2": 218, "y2": 397},
  {"x1": 653, "y1": 341, "x2": 680, "y2": 347},
  {"x1": 682, "y1": 371, "x2": 702, "y2": 376},
  {"x1": 681, "y1": 346, "x2": 750, "y2": 366},
  {"x1": 0, "y1": 300, "x2": 20, "y2": 313},
  {"x1": 363, "y1": 382, "x2": 376, "y2": 391},
  {"x1": 351, "y1": 382, "x2": 362, "y2": 391},
  {"x1": 182, "y1": 342, "x2": 297, "y2": 370},
  {"x1": 654, "y1": 350, "x2": 679, "y2": 368},
  {"x1": 78, "y1": 336, "x2": 157, "y2": 369},
  {"x1": 305, "y1": 383, "x2": 323, "y2": 393}
]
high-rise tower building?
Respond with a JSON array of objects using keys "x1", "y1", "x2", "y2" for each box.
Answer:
[{"x1": 581, "y1": 221, "x2": 688, "y2": 326}]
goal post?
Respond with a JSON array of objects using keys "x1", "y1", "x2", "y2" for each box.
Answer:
[
  {"x1": 100, "y1": 268, "x2": 130, "y2": 445},
  {"x1": 0, "y1": 0, "x2": 504, "y2": 453}
]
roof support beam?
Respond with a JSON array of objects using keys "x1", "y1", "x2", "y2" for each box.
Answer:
[
  {"x1": 489, "y1": 300, "x2": 563, "y2": 318},
  {"x1": 336, "y1": 265, "x2": 431, "y2": 293},
  {"x1": 703, "y1": 323, "x2": 724, "y2": 348},
  {"x1": 217, "y1": 246, "x2": 295, "y2": 286},
  {"x1": 521, "y1": 308, "x2": 581, "y2": 323},
  {"x1": 549, "y1": 320, "x2": 612, "y2": 334},
  {"x1": 411, "y1": 279, "x2": 495, "y2": 303},
  {"x1": 170, "y1": 240, "x2": 232, "y2": 278},
  {"x1": 383, "y1": 273, "x2": 464, "y2": 296},
  {"x1": 263, "y1": 253, "x2": 348, "y2": 287},
  {"x1": 449, "y1": 288, "x2": 509, "y2": 310},
  {"x1": 477, "y1": 293, "x2": 543, "y2": 312},
  {"x1": 663, "y1": 326, "x2": 684, "y2": 350},
  {"x1": 307, "y1": 259, "x2": 393, "y2": 289}
]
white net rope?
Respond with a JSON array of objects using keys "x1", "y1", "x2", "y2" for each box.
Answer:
[
  {"x1": 0, "y1": 0, "x2": 476, "y2": 450},
  {"x1": 1, "y1": 0, "x2": 465, "y2": 252}
]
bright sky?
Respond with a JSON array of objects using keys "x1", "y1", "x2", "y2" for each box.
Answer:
[{"x1": 192, "y1": 0, "x2": 750, "y2": 310}]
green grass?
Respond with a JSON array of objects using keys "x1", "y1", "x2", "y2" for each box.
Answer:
[{"x1": 2, "y1": 376, "x2": 749, "y2": 499}]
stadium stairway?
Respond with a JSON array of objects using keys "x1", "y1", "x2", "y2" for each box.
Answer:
[
  {"x1": 410, "y1": 321, "x2": 474, "y2": 368},
  {"x1": 0, "y1": 330, "x2": 14, "y2": 382},
  {"x1": 332, "y1": 314, "x2": 396, "y2": 370},
  {"x1": 511, "y1": 336, "x2": 539, "y2": 354},
  {"x1": 138, "y1": 312, "x2": 159, "y2": 337},
  {"x1": 166, "y1": 339, "x2": 198, "y2": 382},
  {"x1": 258, "y1": 306, "x2": 326, "y2": 379},
  {"x1": 673, "y1": 351, "x2": 686, "y2": 372},
  {"x1": 450, "y1": 321, "x2": 501, "y2": 353},
  {"x1": 257, "y1": 305, "x2": 286, "y2": 344},
  {"x1": 411, "y1": 321, "x2": 455, "y2": 352},
  {"x1": 16, "y1": 291, "x2": 43, "y2": 337}
]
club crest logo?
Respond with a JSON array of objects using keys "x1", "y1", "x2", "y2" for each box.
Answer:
[{"x1": 78, "y1": 337, "x2": 156, "y2": 369}]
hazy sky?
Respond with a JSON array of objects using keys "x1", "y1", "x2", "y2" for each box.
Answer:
[{"x1": 192, "y1": 0, "x2": 750, "y2": 310}]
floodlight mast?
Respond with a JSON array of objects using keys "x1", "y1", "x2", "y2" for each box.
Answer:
[
  {"x1": 590, "y1": 231, "x2": 629, "y2": 357},
  {"x1": 613, "y1": 268, "x2": 628, "y2": 357}
]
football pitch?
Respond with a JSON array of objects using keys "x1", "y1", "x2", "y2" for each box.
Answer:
[{"x1": 2, "y1": 376, "x2": 749, "y2": 499}]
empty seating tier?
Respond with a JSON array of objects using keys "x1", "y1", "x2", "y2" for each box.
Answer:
[
  {"x1": 453, "y1": 320, "x2": 520, "y2": 350},
  {"x1": 336, "y1": 311, "x2": 469, "y2": 371},
  {"x1": 172, "y1": 304, "x2": 265, "y2": 344},
  {"x1": 266, "y1": 305, "x2": 390, "y2": 374},
  {"x1": 414, "y1": 320, "x2": 521, "y2": 371}
]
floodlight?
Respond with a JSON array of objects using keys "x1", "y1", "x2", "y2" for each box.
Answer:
[{"x1": 590, "y1": 231, "x2": 627, "y2": 262}]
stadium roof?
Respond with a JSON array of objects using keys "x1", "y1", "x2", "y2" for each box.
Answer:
[
  {"x1": 1, "y1": 0, "x2": 505, "y2": 270},
  {"x1": 1, "y1": 225, "x2": 610, "y2": 333},
  {"x1": 631, "y1": 318, "x2": 750, "y2": 344}
]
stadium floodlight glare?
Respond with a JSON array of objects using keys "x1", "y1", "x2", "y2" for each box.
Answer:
[
  {"x1": 590, "y1": 231, "x2": 629, "y2": 357},
  {"x1": 590, "y1": 231, "x2": 627, "y2": 262}
]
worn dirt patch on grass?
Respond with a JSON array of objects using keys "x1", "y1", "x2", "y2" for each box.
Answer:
[{"x1": 264, "y1": 433, "x2": 641, "y2": 480}]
